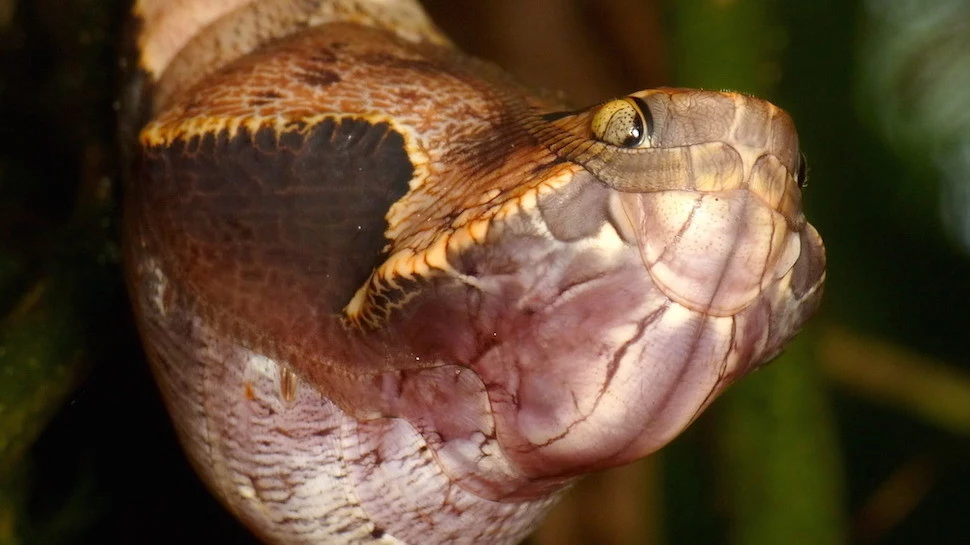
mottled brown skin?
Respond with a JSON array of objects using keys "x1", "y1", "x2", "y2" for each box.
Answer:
[{"x1": 124, "y1": 1, "x2": 825, "y2": 543}]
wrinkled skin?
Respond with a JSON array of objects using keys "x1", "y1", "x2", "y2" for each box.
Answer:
[{"x1": 123, "y1": 0, "x2": 825, "y2": 543}]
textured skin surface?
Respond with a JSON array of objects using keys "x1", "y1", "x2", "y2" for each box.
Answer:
[
  {"x1": 132, "y1": 264, "x2": 555, "y2": 544},
  {"x1": 133, "y1": 0, "x2": 450, "y2": 111},
  {"x1": 124, "y1": 1, "x2": 825, "y2": 543}
]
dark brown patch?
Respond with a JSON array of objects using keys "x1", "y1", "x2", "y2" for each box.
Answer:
[
  {"x1": 296, "y1": 69, "x2": 341, "y2": 89},
  {"x1": 248, "y1": 90, "x2": 284, "y2": 107},
  {"x1": 540, "y1": 109, "x2": 581, "y2": 122},
  {"x1": 135, "y1": 116, "x2": 415, "y2": 360}
]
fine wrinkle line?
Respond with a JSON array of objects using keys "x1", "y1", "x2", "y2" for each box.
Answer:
[{"x1": 126, "y1": 5, "x2": 824, "y2": 541}]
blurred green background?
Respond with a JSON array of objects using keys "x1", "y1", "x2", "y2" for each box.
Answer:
[{"x1": 1, "y1": 0, "x2": 968, "y2": 543}]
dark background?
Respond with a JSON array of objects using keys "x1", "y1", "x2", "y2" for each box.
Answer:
[{"x1": 1, "y1": 0, "x2": 969, "y2": 544}]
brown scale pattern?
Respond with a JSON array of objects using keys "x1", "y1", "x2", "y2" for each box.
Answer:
[
  {"x1": 144, "y1": 23, "x2": 585, "y2": 325},
  {"x1": 125, "y1": 1, "x2": 825, "y2": 543}
]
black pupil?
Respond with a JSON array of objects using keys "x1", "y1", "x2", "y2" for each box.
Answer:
[
  {"x1": 629, "y1": 96, "x2": 654, "y2": 146},
  {"x1": 621, "y1": 121, "x2": 643, "y2": 147}
]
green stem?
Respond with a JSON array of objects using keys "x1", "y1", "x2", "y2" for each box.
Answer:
[{"x1": 719, "y1": 335, "x2": 847, "y2": 545}]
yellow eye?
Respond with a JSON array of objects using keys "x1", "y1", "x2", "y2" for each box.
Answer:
[{"x1": 590, "y1": 97, "x2": 652, "y2": 148}]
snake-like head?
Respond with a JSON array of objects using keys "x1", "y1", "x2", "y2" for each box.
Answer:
[
  {"x1": 542, "y1": 89, "x2": 820, "y2": 326},
  {"x1": 336, "y1": 87, "x2": 825, "y2": 498},
  {"x1": 498, "y1": 89, "x2": 825, "y2": 482},
  {"x1": 126, "y1": 4, "x2": 825, "y2": 537}
]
